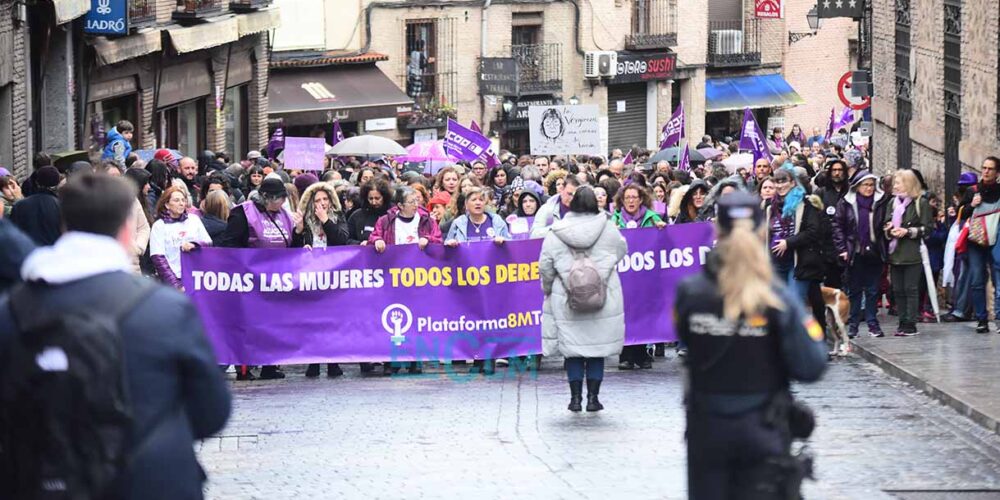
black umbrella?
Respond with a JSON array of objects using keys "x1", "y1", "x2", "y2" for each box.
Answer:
[{"x1": 649, "y1": 146, "x2": 707, "y2": 164}]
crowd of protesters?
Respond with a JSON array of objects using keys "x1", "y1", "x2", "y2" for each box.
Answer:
[{"x1": 1, "y1": 117, "x2": 992, "y2": 382}]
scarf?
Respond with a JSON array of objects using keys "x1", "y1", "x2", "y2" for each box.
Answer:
[
  {"x1": 159, "y1": 209, "x2": 188, "y2": 223},
  {"x1": 856, "y1": 193, "x2": 874, "y2": 250},
  {"x1": 888, "y1": 195, "x2": 911, "y2": 254},
  {"x1": 620, "y1": 208, "x2": 644, "y2": 227}
]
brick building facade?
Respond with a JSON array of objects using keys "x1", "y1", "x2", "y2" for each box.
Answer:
[
  {"x1": 872, "y1": 0, "x2": 996, "y2": 195},
  {"x1": 0, "y1": 0, "x2": 278, "y2": 180}
]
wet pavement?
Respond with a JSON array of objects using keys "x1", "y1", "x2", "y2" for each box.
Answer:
[
  {"x1": 853, "y1": 317, "x2": 1000, "y2": 435},
  {"x1": 198, "y1": 354, "x2": 1000, "y2": 499}
]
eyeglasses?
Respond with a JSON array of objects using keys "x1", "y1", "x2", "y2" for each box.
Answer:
[
  {"x1": 401, "y1": 200, "x2": 418, "y2": 206},
  {"x1": 623, "y1": 195, "x2": 641, "y2": 201},
  {"x1": 773, "y1": 178, "x2": 791, "y2": 185}
]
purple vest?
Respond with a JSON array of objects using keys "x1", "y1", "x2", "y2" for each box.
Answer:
[{"x1": 242, "y1": 201, "x2": 293, "y2": 248}]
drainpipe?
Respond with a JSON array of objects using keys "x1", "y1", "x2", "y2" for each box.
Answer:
[{"x1": 480, "y1": 0, "x2": 492, "y2": 134}]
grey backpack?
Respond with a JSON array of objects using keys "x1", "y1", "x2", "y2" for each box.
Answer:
[{"x1": 563, "y1": 249, "x2": 607, "y2": 312}]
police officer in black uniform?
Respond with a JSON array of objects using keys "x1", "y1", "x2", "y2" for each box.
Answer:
[{"x1": 674, "y1": 192, "x2": 828, "y2": 500}]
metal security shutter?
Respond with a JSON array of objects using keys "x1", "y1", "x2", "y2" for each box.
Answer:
[{"x1": 607, "y1": 83, "x2": 647, "y2": 153}]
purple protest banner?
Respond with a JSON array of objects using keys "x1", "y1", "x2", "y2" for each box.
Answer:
[
  {"x1": 282, "y1": 137, "x2": 327, "y2": 171},
  {"x1": 182, "y1": 223, "x2": 716, "y2": 365},
  {"x1": 660, "y1": 102, "x2": 685, "y2": 149},
  {"x1": 834, "y1": 107, "x2": 854, "y2": 132},
  {"x1": 266, "y1": 127, "x2": 284, "y2": 160},
  {"x1": 739, "y1": 108, "x2": 772, "y2": 165},
  {"x1": 331, "y1": 120, "x2": 345, "y2": 146},
  {"x1": 444, "y1": 119, "x2": 492, "y2": 162}
]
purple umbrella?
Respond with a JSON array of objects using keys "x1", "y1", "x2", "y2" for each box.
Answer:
[{"x1": 697, "y1": 147, "x2": 724, "y2": 161}]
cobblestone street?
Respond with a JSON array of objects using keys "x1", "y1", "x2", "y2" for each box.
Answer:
[{"x1": 199, "y1": 354, "x2": 1000, "y2": 499}]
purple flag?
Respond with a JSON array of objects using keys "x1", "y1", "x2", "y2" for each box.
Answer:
[
  {"x1": 470, "y1": 121, "x2": 482, "y2": 133},
  {"x1": 677, "y1": 142, "x2": 691, "y2": 172},
  {"x1": 266, "y1": 127, "x2": 284, "y2": 160},
  {"x1": 834, "y1": 107, "x2": 854, "y2": 132},
  {"x1": 182, "y1": 223, "x2": 716, "y2": 364},
  {"x1": 623, "y1": 150, "x2": 633, "y2": 165},
  {"x1": 738, "y1": 108, "x2": 772, "y2": 164},
  {"x1": 444, "y1": 119, "x2": 492, "y2": 163},
  {"x1": 331, "y1": 120, "x2": 345, "y2": 146},
  {"x1": 660, "y1": 102, "x2": 685, "y2": 150}
]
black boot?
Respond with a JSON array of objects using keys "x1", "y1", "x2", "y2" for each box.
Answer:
[
  {"x1": 258, "y1": 365, "x2": 285, "y2": 380},
  {"x1": 586, "y1": 379, "x2": 604, "y2": 412},
  {"x1": 235, "y1": 365, "x2": 256, "y2": 381},
  {"x1": 568, "y1": 380, "x2": 583, "y2": 412},
  {"x1": 305, "y1": 364, "x2": 320, "y2": 378},
  {"x1": 327, "y1": 363, "x2": 344, "y2": 377},
  {"x1": 359, "y1": 363, "x2": 374, "y2": 373}
]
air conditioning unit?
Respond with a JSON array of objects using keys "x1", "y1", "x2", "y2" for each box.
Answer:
[
  {"x1": 710, "y1": 30, "x2": 743, "y2": 55},
  {"x1": 584, "y1": 51, "x2": 618, "y2": 78}
]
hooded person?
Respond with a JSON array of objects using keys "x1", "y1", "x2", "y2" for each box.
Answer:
[
  {"x1": 10, "y1": 165, "x2": 62, "y2": 246},
  {"x1": 101, "y1": 120, "x2": 134, "y2": 169},
  {"x1": 219, "y1": 177, "x2": 301, "y2": 381},
  {"x1": 505, "y1": 190, "x2": 542, "y2": 240},
  {"x1": 832, "y1": 170, "x2": 888, "y2": 337},
  {"x1": 294, "y1": 181, "x2": 351, "y2": 378},
  {"x1": 675, "y1": 179, "x2": 710, "y2": 224},
  {"x1": 540, "y1": 186, "x2": 627, "y2": 412}
]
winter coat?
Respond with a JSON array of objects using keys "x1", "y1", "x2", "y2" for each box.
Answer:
[
  {"x1": 446, "y1": 212, "x2": 512, "y2": 242},
  {"x1": 201, "y1": 213, "x2": 228, "y2": 247},
  {"x1": 0, "y1": 232, "x2": 230, "y2": 500},
  {"x1": 882, "y1": 195, "x2": 933, "y2": 266},
  {"x1": 101, "y1": 126, "x2": 133, "y2": 168},
  {"x1": 530, "y1": 195, "x2": 570, "y2": 238},
  {"x1": 0, "y1": 219, "x2": 34, "y2": 294},
  {"x1": 128, "y1": 200, "x2": 151, "y2": 274},
  {"x1": 347, "y1": 208, "x2": 386, "y2": 245},
  {"x1": 294, "y1": 182, "x2": 350, "y2": 248},
  {"x1": 368, "y1": 206, "x2": 442, "y2": 246},
  {"x1": 611, "y1": 208, "x2": 663, "y2": 228},
  {"x1": 765, "y1": 194, "x2": 826, "y2": 281},
  {"x1": 539, "y1": 212, "x2": 627, "y2": 358},
  {"x1": 832, "y1": 188, "x2": 888, "y2": 265},
  {"x1": 10, "y1": 189, "x2": 61, "y2": 246},
  {"x1": 675, "y1": 180, "x2": 711, "y2": 224}
]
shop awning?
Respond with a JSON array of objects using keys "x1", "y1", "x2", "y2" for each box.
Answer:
[
  {"x1": 238, "y1": 7, "x2": 281, "y2": 37},
  {"x1": 52, "y1": 0, "x2": 89, "y2": 24},
  {"x1": 268, "y1": 65, "x2": 413, "y2": 126},
  {"x1": 166, "y1": 17, "x2": 239, "y2": 54},
  {"x1": 90, "y1": 30, "x2": 162, "y2": 66},
  {"x1": 705, "y1": 74, "x2": 805, "y2": 113}
]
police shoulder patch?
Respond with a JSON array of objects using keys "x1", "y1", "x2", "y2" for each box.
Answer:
[{"x1": 805, "y1": 317, "x2": 824, "y2": 341}]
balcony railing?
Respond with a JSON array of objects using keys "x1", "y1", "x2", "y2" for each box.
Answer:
[
  {"x1": 129, "y1": 0, "x2": 156, "y2": 30},
  {"x1": 707, "y1": 19, "x2": 761, "y2": 68},
  {"x1": 173, "y1": 0, "x2": 224, "y2": 22},
  {"x1": 229, "y1": 0, "x2": 271, "y2": 12},
  {"x1": 626, "y1": 0, "x2": 678, "y2": 50},
  {"x1": 510, "y1": 43, "x2": 562, "y2": 95}
]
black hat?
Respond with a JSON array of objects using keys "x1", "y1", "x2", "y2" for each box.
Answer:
[
  {"x1": 716, "y1": 191, "x2": 763, "y2": 233},
  {"x1": 35, "y1": 166, "x2": 61, "y2": 188},
  {"x1": 259, "y1": 177, "x2": 287, "y2": 198}
]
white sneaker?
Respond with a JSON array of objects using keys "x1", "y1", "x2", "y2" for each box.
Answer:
[{"x1": 495, "y1": 358, "x2": 509, "y2": 367}]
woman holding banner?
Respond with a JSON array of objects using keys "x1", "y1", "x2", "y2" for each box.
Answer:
[
  {"x1": 610, "y1": 184, "x2": 666, "y2": 370},
  {"x1": 369, "y1": 186, "x2": 442, "y2": 375},
  {"x1": 445, "y1": 187, "x2": 514, "y2": 374},
  {"x1": 348, "y1": 180, "x2": 392, "y2": 245},
  {"x1": 295, "y1": 181, "x2": 352, "y2": 378},
  {"x1": 149, "y1": 185, "x2": 212, "y2": 290},
  {"x1": 540, "y1": 186, "x2": 627, "y2": 412}
]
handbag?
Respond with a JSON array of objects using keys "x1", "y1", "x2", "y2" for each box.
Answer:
[{"x1": 968, "y1": 209, "x2": 1000, "y2": 247}]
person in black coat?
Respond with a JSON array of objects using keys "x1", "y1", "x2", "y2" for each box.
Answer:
[
  {"x1": 0, "y1": 174, "x2": 230, "y2": 500},
  {"x1": 347, "y1": 180, "x2": 391, "y2": 245},
  {"x1": 0, "y1": 216, "x2": 35, "y2": 293},
  {"x1": 813, "y1": 160, "x2": 851, "y2": 289},
  {"x1": 199, "y1": 190, "x2": 231, "y2": 246},
  {"x1": 10, "y1": 166, "x2": 62, "y2": 246}
]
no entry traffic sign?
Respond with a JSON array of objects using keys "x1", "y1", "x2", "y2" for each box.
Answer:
[{"x1": 838, "y1": 71, "x2": 871, "y2": 110}]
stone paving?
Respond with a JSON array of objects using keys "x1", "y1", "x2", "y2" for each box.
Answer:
[
  {"x1": 198, "y1": 355, "x2": 1000, "y2": 499},
  {"x1": 853, "y1": 318, "x2": 1000, "y2": 435}
]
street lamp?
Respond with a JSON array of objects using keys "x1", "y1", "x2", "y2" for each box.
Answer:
[
  {"x1": 789, "y1": 7, "x2": 823, "y2": 44},
  {"x1": 568, "y1": 95, "x2": 580, "y2": 106},
  {"x1": 502, "y1": 99, "x2": 514, "y2": 114}
]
